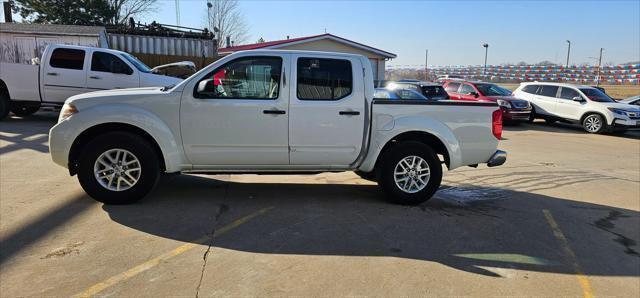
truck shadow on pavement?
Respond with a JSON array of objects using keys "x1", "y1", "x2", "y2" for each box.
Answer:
[{"x1": 103, "y1": 174, "x2": 640, "y2": 278}]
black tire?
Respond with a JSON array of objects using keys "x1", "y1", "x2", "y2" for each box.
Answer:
[
  {"x1": 10, "y1": 104, "x2": 40, "y2": 117},
  {"x1": 0, "y1": 89, "x2": 9, "y2": 120},
  {"x1": 77, "y1": 132, "x2": 161, "y2": 204},
  {"x1": 377, "y1": 141, "x2": 443, "y2": 205},
  {"x1": 355, "y1": 170, "x2": 377, "y2": 182},
  {"x1": 582, "y1": 113, "x2": 607, "y2": 134},
  {"x1": 527, "y1": 106, "x2": 536, "y2": 123}
]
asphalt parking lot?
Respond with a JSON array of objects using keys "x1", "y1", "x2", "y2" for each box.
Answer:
[{"x1": 1, "y1": 112, "x2": 638, "y2": 297}]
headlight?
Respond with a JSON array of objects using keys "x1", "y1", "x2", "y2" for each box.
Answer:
[
  {"x1": 496, "y1": 99, "x2": 511, "y2": 108},
  {"x1": 58, "y1": 102, "x2": 78, "y2": 122},
  {"x1": 607, "y1": 107, "x2": 628, "y2": 116}
]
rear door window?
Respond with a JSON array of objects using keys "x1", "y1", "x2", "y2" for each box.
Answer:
[
  {"x1": 559, "y1": 87, "x2": 581, "y2": 100},
  {"x1": 445, "y1": 82, "x2": 461, "y2": 93},
  {"x1": 297, "y1": 58, "x2": 353, "y2": 101},
  {"x1": 49, "y1": 48, "x2": 85, "y2": 70},
  {"x1": 537, "y1": 85, "x2": 559, "y2": 97}
]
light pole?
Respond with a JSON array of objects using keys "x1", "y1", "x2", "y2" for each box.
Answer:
[
  {"x1": 565, "y1": 40, "x2": 571, "y2": 68},
  {"x1": 482, "y1": 43, "x2": 489, "y2": 77},
  {"x1": 206, "y1": 1, "x2": 212, "y2": 31},
  {"x1": 425, "y1": 49, "x2": 429, "y2": 81},
  {"x1": 596, "y1": 48, "x2": 604, "y2": 87}
]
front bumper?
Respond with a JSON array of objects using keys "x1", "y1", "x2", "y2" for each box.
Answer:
[
  {"x1": 502, "y1": 107, "x2": 532, "y2": 121},
  {"x1": 612, "y1": 118, "x2": 640, "y2": 130},
  {"x1": 487, "y1": 150, "x2": 507, "y2": 167},
  {"x1": 49, "y1": 119, "x2": 74, "y2": 170}
]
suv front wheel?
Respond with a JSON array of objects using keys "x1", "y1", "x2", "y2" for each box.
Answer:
[
  {"x1": 77, "y1": 132, "x2": 161, "y2": 204},
  {"x1": 582, "y1": 114, "x2": 607, "y2": 134}
]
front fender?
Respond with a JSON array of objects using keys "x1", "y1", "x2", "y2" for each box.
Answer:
[
  {"x1": 50, "y1": 104, "x2": 186, "y2": 173},
  {"x1": 358, "y1": 116, "x2": 463, "y2": 172}
]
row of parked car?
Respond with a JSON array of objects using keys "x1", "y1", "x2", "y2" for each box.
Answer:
[{"x1": 375, "y1": 79, "x2": 640, "y2": 134}]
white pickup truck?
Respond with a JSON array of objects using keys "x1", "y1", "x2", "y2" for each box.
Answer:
[
  {"x1": 0, "y1": 44, "x2": 181, "y2": 119},
  {"x1": 49, "y1": 50, "x2": 506, "y2": 205}
]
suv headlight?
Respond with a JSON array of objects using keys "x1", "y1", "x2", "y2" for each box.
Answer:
[
  {"x1": 607, "y1": 107, "x2": 629, "y2": 116},
  {"x1": 496, "y1": 99, "x2": 511, "y2": 108},
  {"x1": 58, "y1": 102, "x2": 78, "y2": 122}
]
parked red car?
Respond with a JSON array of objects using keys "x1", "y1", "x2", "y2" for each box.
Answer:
[{"x1": 442, "y1": 80, "x2": 532, "y2": 121}]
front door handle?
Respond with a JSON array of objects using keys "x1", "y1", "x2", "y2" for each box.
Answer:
[
  {"x1": 263, "y1": 109, "x2": 286, "y2": 115},
  {"x1": 89, "y1": 75, "x2": 101, "y2": 79},
  {"x1": 339, "y1": 110, "x2": 360, "y2": 116},
  {"x1": 46, "y1": 72, "x2": 58, "y2": 76}
]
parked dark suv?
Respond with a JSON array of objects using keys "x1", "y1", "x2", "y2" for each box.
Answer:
[{"x1": 387, "y1": 81, "x2": 450, "y2": 100}]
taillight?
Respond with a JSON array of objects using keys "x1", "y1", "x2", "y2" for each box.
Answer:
[{"x1": 492, "y1": 109, "x2": 503, "y2": 140}]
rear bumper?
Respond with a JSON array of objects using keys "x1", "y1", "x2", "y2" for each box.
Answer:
[{"x1": 487, "y1": 150, "x2": 507, "y2": 167}]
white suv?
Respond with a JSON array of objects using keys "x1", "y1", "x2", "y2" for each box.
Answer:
[{"x1": 513, "y1": 82, "x2": 640, "y2": 133}]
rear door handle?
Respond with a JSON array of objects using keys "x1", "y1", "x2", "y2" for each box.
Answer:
[
  {"x1": 89, "y1": 75, "x2": 101, "y2": 79},
  {"x1": 46, "y1": 72, "x2": 58, "y2": 76},
  {"x1": 263, "y1": 109, "x2": 286, "y2": 115},
  {"x1": 339, "y1": 110, "x2": 360, "y2": 116}
]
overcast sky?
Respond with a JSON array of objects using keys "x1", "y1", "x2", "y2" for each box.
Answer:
[{"x1": 4, "y1": 0, "x2": 639, "y2": 66}]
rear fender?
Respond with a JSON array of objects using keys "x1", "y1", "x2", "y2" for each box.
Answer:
[{"x1": 358, "y1": 116, "x2": 462, "y2": 172}]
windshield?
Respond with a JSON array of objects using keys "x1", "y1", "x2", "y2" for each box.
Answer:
[
  {"x1": 475, "y1": 84, "x2": 512, "y2": 96},
  {"x1": 120, "y1": 53, "x2": 152, "y2": 73},
  {"x1": 579, "y1": 88, "x2": 615, "y2": 102}
]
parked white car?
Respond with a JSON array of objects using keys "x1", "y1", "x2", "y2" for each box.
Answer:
[
  {"x1": 49, "y1": 50, "x2": 506, "y2": 205},
  {"x1": 513, "y1": 82, "x2": 640, "y2": 133},
  {"x1": 0, "y1": 44, "x2": 182, "y2": 119}
]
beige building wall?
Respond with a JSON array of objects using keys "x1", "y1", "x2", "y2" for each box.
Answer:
[{"x1": 278, "y1": 39, "x2": 388, "y2": 81}]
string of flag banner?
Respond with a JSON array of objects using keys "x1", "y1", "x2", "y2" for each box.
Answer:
[{"x1": 386, "y1": 64, "x2": 640, "y2": 84}]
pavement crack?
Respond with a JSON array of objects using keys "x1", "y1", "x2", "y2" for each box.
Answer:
[
  {"x1": 593, "y1": 210, "x2": 639, "y2": 257},
  {"x1": 195, "y1": 185, "x2": 230, "y2": 298}
]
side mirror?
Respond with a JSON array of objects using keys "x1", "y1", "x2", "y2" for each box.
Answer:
[
  {"x1": 572, "y1": 96, "x2": 584, "y2": 102},
  {"x1": 197, "y1": 79, "x2": 217, "y2": 94},
  {"x1": 471, "y1": 92, "x2": 479, "y2": 98}
]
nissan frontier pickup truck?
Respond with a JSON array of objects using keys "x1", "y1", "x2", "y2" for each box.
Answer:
[{"x1": 49, "y1": 50, "x2": 506, "y2": 205}]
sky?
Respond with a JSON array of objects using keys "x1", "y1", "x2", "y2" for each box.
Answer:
[{"x1": 4, "y1": 0, "x2": 640, "y2": 66}]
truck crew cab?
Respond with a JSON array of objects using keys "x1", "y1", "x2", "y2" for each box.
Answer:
[{"x1": 49, "y1": 50, "x2": 506, "y2": 205}]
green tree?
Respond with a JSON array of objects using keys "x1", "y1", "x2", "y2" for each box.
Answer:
[
  {"x1": 11, "y1": 0, "x2": 156, "y2": 25},
  {"x1": 12, "y1": 0, "x2": 115, "y2": 25}
]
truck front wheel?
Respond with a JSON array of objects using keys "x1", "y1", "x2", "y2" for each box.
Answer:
[
  {"x1": 378, "y1": 141, "x2": 442, "y2": 205},
  {"x1": 77, "y1": 132, "x2": 160, "y2": 204}
]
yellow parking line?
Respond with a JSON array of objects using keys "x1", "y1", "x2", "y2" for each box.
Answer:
[
  {"x1": 73, "y1": 206, "x2": 274, "y2": 298},
  {"x1": 542, "y1": 209, "x2": 594, "y2": 298}
]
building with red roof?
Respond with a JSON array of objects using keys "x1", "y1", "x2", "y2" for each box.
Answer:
[{"x1": 219, "y1": 33, "x2": 396, "y2": 81}]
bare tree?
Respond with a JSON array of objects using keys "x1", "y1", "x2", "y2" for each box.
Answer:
[
  {"x1": 205, "y1": 0, "x2": 248, "y2": 47},
  {"x1": 108, "y1": 0, "x2": 157, "y2": 24}
]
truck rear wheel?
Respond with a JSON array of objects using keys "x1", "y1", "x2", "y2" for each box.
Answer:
[
  {"x1": 77, "y1": 132, "x2": 160, "y2": 204},
  {"x1": 10, "y1": 103, "x2": 40, "y2": 117},
  {"x1": 378, "y1": 141, "x2": 442, "y2": 205}
]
